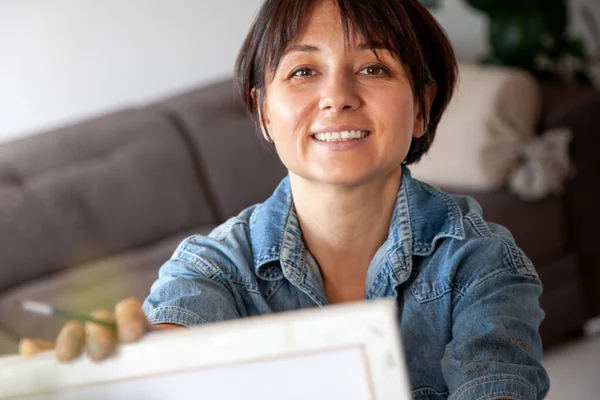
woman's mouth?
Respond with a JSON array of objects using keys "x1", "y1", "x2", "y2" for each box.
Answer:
[{"x1": 311, "y1": 130, "x2": 371, "y2": 143}]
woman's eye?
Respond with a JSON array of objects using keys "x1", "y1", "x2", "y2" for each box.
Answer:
[
  {"x1": 360, "y1": 66, "x2": 387, "y2": 76},
  {"x1": 292, "y1": 68, "x2": 315, "y2": 78}
]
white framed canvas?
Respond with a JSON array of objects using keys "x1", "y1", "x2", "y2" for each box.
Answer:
[{"x1": 0, "y1": 299, "x2": 411, "y2": 399}]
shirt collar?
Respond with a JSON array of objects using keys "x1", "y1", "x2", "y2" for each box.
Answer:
[{"x1": 250, "y1": 166, "x2": 465, "y2": 282}]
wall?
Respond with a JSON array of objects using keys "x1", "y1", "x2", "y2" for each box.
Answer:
[
  {"x1": 0, "y1": 0, "x2": 598, "y2": 143},
  {"x1": 0, "y1": 0, "x2": 264, "y2": 143}
]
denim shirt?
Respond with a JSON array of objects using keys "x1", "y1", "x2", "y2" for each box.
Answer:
[{"x1": 143, "y1": 167, "x2": 550, "y2": 399}]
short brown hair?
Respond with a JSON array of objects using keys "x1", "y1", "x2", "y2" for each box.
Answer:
[{"x1": 235, "y1": 0, "x2": 457, "y2": 164}]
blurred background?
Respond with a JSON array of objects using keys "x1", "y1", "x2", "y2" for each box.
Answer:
[
  {"x1": 0, "y1": 1, "x2": 599, "y2": 399},
  {"x1": 1, "y1": 0, "x2": 597, "y2": 142}
]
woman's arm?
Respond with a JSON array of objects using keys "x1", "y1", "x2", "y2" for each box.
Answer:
[{"x1": 442, "y1": 255, "x2": 549, "y2": 400}]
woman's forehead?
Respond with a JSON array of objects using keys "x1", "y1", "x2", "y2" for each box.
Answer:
[
  {"x1": 284, "y1": 1, "x2": 389, "y2": 54},
  {"x1": 293, "y1": 1, "x2": 372, "y2": 42}
]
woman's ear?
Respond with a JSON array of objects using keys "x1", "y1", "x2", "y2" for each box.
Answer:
[
  {"x1": 413, "y1": 83, "x2": 437, "y2": 139},
  {"x1": 251, "y1": 88, "x2": 273, "y2": 143}
]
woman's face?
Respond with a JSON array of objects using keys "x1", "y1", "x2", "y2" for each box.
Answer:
[{"x1": 261, "y1": 0, "x2": 431, "y2": 187}]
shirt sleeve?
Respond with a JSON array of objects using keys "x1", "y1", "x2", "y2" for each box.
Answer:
[
  {"x1": 142, "y1": 235, "x2": 246, "y2": 327},
  {"x1": 442, "y1": 243, "x2": 550, "y2": 400}
]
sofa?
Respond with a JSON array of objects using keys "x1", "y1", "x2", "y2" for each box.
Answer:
[{"x1": 0, "y1": 77, "x2": 598, "y2": 356}]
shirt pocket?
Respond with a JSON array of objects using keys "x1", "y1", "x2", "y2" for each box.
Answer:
[{"x1": 410, "y1": 276, "x2": 466, "y2": 304}]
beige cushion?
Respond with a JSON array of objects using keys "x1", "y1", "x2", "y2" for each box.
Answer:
[
  {"x1": 410, "y1": 64, "x2": 542, "y2": 190},
  {"x1": 0, "y1": 329, "x2": 18, "y2": 356}
]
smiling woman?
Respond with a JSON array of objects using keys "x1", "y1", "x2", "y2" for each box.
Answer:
[
  {"x1": 21, "y1": 1, "x2": 550, "y2": 399},
  {"x1": 233, "y1": 0, "x2": 455, "y2": 307}
]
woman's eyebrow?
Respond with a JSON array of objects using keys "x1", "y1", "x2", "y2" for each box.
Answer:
[
  {"x1": 283, "y1": 44, "x2": 319, "y2": 57},
  {"x1": 283, "y1": 41, "x2": 388, "y2": 57}
]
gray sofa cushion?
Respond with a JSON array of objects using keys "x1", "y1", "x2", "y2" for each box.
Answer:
[
  {"x1": 0, "y1": 226, "x2": 213, "y2": 356},
  {"x1": 155, "y1": 80, "x2": 288, "y2": 219},
  {"x1": 0, "y1": 110, "x2": 217, "y2": 293}
]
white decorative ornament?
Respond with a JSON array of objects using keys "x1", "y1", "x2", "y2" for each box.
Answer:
[{"x1": 508, "y1": 128, "x2": 575, "y2": 201}]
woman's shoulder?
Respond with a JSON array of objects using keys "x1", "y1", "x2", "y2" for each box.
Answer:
[
  {"x1": 409, "y1": 189, "x2": 541, "y2": 307},
  {"x1": 410, "y1": 177, "x2": 524, "y2": 254},
  {"x1": 438, "y1": 192, "x2": 539, "y2": 283},
  {"x1": 170, "y1": 205, "x2": 259, "y2": 278},
  {"x1": 409, "y1": 177, "x2": 539, "y2": 281},
  {"x1": 168, "y1": 177, "x2": 293, "y2": 282}
]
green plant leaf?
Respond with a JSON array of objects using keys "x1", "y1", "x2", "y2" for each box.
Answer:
[
  {"x1": 465, "y1": 0, "x2": 547, "y2": 14},
  {"x1": 488, "y1": 13, "x2": 545, "y2": 68},
  {"x1": 420, "y1": 0, "x2": 440, "y2": 9},
  {"x1": 566, "y1": 38, "x2": 588, "y2": 60}
]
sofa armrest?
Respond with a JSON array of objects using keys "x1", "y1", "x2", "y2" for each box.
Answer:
[{"x1": 539, "y1": 83, "x2": 600, "y2": 319}]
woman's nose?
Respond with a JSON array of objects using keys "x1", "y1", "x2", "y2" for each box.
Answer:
[{"x1": 318, "y1": 72, "x2": 360, "y2": 113}]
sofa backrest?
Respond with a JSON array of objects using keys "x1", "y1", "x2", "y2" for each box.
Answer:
[
  {"x1": 0, "y1": 109, "x2": 217, "y2": 292},
  {"x1": 154, "y1": 79, "x2": 287, "y2": 220}
]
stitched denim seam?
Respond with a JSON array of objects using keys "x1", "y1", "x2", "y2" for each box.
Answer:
[
  {"x1": 298, "y1": 282, "x2": 324, "y2": 305},
  {"x1": 462, "y1": 268, "x2": 511, "y2": 299},
  {"x1": 450, "y1": 374, "x2": 536, "y2": 400},
  {"x1": 177, "y1": 248, "x2": 242, "y2": 289},
  {"x1": 421, "y1": 183, "x2": 462, "y2": 228},
  {"x1": 249, "y1": 205, "x2": 259, "y2": 226},
  {"x1": 411, "y1": 276, "x2": 469, "y2": 303},
  {"x1": 392, "y1": 179, "x2": 413, "y2": 282},
  {"x1": 498, "y1": 237, "x2": 538, "y2": 278},
  {"x1": 460, "y1": 217, "x2": 536, "y2": 291},
  {"x1": 256, "y1": 252, "x2": 280, "y2": 264},
  {"x1": 181, "y1": 254, "x2": 237, "y2": 293},
  {"x1": 146, "y1": 306, "x2": 207, "y2": 326},
  {"x1": 228, "y1": 276, "x2": 252, "y2": 286},
  {"x1": 475, "y1": 391, "x2": 521, "y2": 400},
  {"x1": 264, "y1": 280, "x2": 286, "y2": 303},
  {"x1": 177, "y1": 249, "x2": 220, "y2": 276},
  {"x1": 209, "y1": 219, "x2": 249, "y2": 242},
  {"x1": 280, "y1": 204, "x2": 303, "y2": 282},
  {"x1": 464, "y1": 213, "x2": 493, "y2": 239},
  {"x1": 230, "y1": 279, "x2": 262, "y2": 295},
  {"x1": 411, "y1": 285, "x2": 466, "y2": 304},
  {"x1": 151, "y1": 316, "x2": 201, "y2": 327},
  {"x1": 411, "y1": 386, "x2": 449, "y2": 396},
  {"x1": 464, "y1": 213, "x2": 536, "y2": 277},
  {"x1": 172, "y1": 235, "x2": 198, "y2": 255}
]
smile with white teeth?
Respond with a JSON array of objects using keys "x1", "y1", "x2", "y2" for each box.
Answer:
[{"x1": 312, "y1": 130, "x2": 370, "y2": 142}]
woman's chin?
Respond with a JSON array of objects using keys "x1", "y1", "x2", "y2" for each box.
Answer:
[
  {"x1": 290, "y1": 163, "x2": 402, "y2": 189},
  {"x1": 307, "y1": 169, "x2": 377, "y2": 188}
]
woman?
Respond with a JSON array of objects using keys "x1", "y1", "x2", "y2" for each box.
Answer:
[{"x1": 20, "y1": 0, "x2": 550, "y2": 398}]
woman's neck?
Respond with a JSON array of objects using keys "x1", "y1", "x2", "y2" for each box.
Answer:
[{"x1": 289, "y1": 168, "x2": 402, "y2": 303}]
